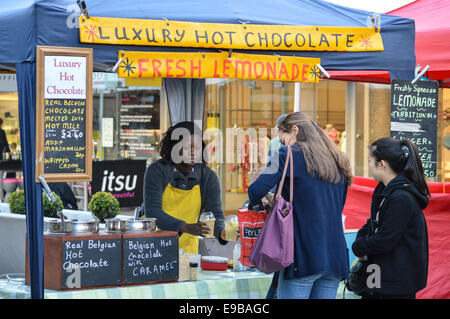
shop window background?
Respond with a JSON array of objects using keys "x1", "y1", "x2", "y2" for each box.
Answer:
[
  {"x1": 0, "y1": 92, "x2": 20, "y2": 159},
  {"x1": 92, "y1": 73, "x2": 165, "y2": 164},
  {"x1": 353, "y1": 83, "x2": 448, "y2": 182},
  {"x1": 204, "y1": 79, "x2": 348, "y2": 214}
]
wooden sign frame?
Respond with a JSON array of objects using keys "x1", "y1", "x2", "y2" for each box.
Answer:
[{"x1": 35, "y1": 46, "x2": 93, "y2": 182}]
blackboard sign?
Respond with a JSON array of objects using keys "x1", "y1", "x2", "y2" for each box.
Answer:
[
  {"x1": 120, "y1": 91, "x2": 160, "y2": 130},
  {"x1": 91, "y1": 160, "x2": 147, "y2": 207},
  {"x1": 61, "y1": 238, "x2": 122, "y2": 288},
  {"x1": 123, "y1": 234, "x2": 179, "y2": 284},
  {"x1": 43, "y1": 99, "x2": 86, "y2": 174},
  {"x1": 390, "y1": 79, "x2": 439, "y2": 178},
  {"x1": 36, "y1": 46, "x2": 93, "y2": 182},
  {"x1": 119, "y1": 90, "x2": 160, "y2": 160}
]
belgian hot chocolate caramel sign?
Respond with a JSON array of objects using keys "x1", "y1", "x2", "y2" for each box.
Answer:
[{"x1": 36, "y1": 46, "x2": 93, "y2": 182}]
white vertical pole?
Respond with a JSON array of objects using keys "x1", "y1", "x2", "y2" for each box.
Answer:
[
  {"x1": 186, "y1": 79, "x2": 192, "y2": 121},
  {"x1": 294, "y1": 82, "x2": 301, "y2": 112},
  {"x1": 83, "y1": 182, "x2": 88, "y2": 211},
  {"x1": 363, "y1": 83, "x2": 370, "y2": 177},
  {"x1": 346, "y1": 82, "x2": 356, "y2": 176}
]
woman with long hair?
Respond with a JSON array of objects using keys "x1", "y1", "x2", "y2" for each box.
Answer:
[
  {"x1": 248, "y1": 111, "x2": 353, "y2": 299},
  {"x1": 143, "y1": 121, "x2": 228, "y2": 254},
  {"x1": 352, "y1": 137, "x2": 429, "y2": 299}
]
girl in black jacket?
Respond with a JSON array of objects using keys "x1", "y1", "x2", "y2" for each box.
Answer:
[{"x1": 352, "y1": 137, "x2": 429, "y2": 299}]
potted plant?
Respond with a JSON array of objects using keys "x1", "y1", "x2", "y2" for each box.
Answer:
[
  {"x1": 88, "y1": 191, "x2": 120, "y2": 222},
  {"x1": 8, "y1": 189, "x2": 64, "y2": 217},
  {"x1": 8, "y1": 189, "x2": 26, "y2": 214}
]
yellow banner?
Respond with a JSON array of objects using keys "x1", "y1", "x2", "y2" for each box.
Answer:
[
  {"x1": 117, "y1": 51, "x2": 321, "y2": 83},
  {"x1": 80, "y1": 16, "x2": 383, "y2": 52}
]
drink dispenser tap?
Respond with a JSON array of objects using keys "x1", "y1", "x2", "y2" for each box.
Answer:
[{"x1": 38, "y1": 175, "x2": 66, "y2": 222}]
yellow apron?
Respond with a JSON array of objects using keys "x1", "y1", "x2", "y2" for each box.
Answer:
[{"x1": 162, "y1": 183, "x2": 202, "y2": 254}]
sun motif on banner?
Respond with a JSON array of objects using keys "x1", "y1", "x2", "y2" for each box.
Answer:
[
  {"x1": 357, "y1": 35, "x2": 373, "y2": 50},
  {"x1": 84, "y1": 24, "x2": 100, "y2": 43},
  {"x1": 120, "y1": 57, "x2": 136, "y2": 77},
  {"x1": 309, "y1": 65, "x2": 321, "y2": 82}
]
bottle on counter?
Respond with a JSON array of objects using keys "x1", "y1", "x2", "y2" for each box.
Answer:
[
  {"x1": 190, "y1": 262, "x2": 198, "y2": 280},
  {"x1": 233, "y1": 243, "x2": 242, "y2": 272},
  {"x1": 178, "y1": 249, "x2": 190, "y2": 281}
]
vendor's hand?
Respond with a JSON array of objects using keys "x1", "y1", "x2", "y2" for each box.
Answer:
[
  {"x1": 180, "y1": 222, "x2": 211, "y2": 237},
  {"x1": 220, "y1": 228, "x2": 226, "y2": 241}
]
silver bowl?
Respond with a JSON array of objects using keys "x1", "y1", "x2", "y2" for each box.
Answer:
[
  {"x1": 45, "y1": 219, "x2": 99, "y2": 234},
  {"x1": 104, "y1": 218, "x2": 157, "y2": 233}
]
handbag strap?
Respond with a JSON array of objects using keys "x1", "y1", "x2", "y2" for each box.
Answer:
[{"x1": 275, "y1": 146, "x2": 294, "y2": 203}]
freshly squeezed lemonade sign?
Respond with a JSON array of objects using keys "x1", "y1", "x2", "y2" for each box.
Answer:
[
  {"x1": 390, "y1": 79, "x2": 439, "y2": 178},
  {"x1": 118, "y1": 51, "x2": 321, "y2": 83},
  {"x1": 80, "y1": 16, "x2": 384, "y2": 52},
  {"x1": 36, "y1": 46, "x2": 93, "y2": 182}
]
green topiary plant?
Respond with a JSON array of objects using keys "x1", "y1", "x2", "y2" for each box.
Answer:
[
  {"x1": 8, "y1": 189, "x2": 64, "y2": 217},
  {"x1": 42, "y1": 192, "x2": 64, "y2": 218},
  {"x1": 88, "y1": 191, "x2": 120, "y2": 222},
  {"x1": 8, "y1": 189, "x2": 26, "y2": 214}
]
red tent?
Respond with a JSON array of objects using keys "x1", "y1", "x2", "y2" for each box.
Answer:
[{"x1": 330, "y1": 0, "x2": 450, "y2": 87}]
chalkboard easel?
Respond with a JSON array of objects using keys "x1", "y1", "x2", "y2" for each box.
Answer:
[
  {"x1": 35, "y1": 46, "x2": 93, "y2": 182},
  {"x1": 25, "y1": 232, "x2": 123, "y2": 291},
  {"x1": 122, "y1": 231, "x2": 179, "y2": 286}
]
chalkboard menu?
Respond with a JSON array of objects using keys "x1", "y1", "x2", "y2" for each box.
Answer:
[
  {"x1": 123, "y1": 233, "x2": 179, "y2": 284},
  {"x1": 120, "y1": 91, "x2": 160, "y2": 130},
  {"x1": 62, "y1": 238, "x2": 122, "y2": 288},
  {"x1": 119, "y1": 90, "x2": 160, "y2": 160},
  {"x1": 390, "y1": 79, "x2": 439, "y2": 178},
  {"x1": 35, "y1": 46, "x2": 93, "y2": 182}
]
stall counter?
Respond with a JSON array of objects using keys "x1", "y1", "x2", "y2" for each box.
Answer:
[{"x1": 0, "y1": 270, "x2": 359, "y2": 299}]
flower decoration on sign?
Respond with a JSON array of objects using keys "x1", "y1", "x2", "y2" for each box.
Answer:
[
  {"x1": 309, "y1": 65, "x2": 321, "y2": 81},
  {"x1": 120, "y1": 57, "x2": 136, "y2": 77},
  {"x1": 357, "y1": 35, "x2": 373, "y2": 50},
  {"x1": 84, "y1": 24, "x2": 100, "y2": 43}
]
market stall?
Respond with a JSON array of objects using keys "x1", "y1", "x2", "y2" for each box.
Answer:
[
  {"x1": 0, "y1": 0, "x2": 416, "y2": 298},
  {"x1": 329, "y1": 0, "x2": 450, "y2": 87}
]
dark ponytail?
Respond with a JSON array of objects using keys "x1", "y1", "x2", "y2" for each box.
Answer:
[
  {"x1": 400, "y1": 139, "x2": 431, "y2": 197},
  {"x1": 369, "y1": 137, "x2": 430, "y2": 197}
]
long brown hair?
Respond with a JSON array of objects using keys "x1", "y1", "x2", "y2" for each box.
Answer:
[{"x1": 278, "y1": 112, "x2": 353, "y2": 187}]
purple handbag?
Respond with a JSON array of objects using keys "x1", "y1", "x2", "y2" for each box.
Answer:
[{"x1": 249, "y1": 146, "x2": 294, "y2": 274}]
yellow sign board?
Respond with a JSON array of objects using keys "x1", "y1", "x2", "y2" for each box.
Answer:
[
  {"x1": 117, "y1": 51, "x2": 321, "y2": 83},
  {"x1": 80, "y1": 16, "x2": 383, "y2": 52}
]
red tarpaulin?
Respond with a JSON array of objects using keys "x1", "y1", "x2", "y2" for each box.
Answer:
[
  {"x1": 330, "y1": 0, "x2": 450, "y2": 87},
  {"x1": 343, "y1": 176, "x2": 450, "y2": 299}
]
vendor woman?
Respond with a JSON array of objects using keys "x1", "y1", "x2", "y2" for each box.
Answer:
[{"x1": 144, "y1": 121, "x2": 227, "y2": 254}]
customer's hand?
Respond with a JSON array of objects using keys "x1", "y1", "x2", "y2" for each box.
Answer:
[
  {"x1": 220, "y1": 227, "x2": 240, "y2": 241},
  {"x1": 180, "y1": 222, "x2": 211, "y2": 237}
]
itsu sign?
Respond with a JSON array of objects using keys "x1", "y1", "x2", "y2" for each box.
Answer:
[{"x1": 92, "y1": 160, "x2": 146, "y2": 207}]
